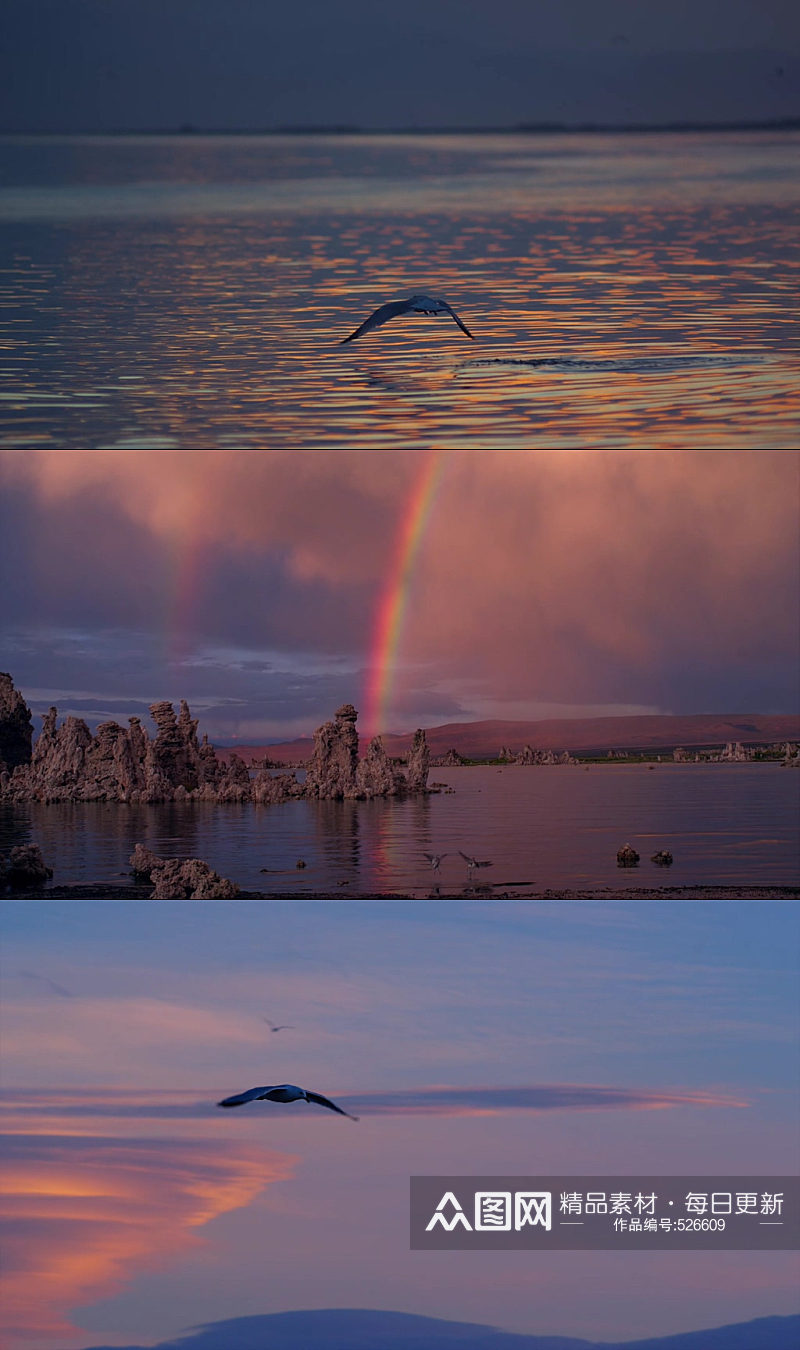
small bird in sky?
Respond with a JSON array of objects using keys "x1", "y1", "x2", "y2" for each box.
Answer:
[
  {"x1": 218, "y1": 1082, "x2": 358, "y2": 1119},
  {"x1": 341, "y1": 295, "x2": 474, "y2": 344},
  {"x1": 423, "y1": 852, "x2": 449, "y2": 873},
  {"x1": 17, "y1": 969, "x2": 73, "y2": 998},
  {"x1": 262, "y1": 1018, "x2": 294, "y2": 1032},
  {"x1": 459, "y1": 850, "x2": 493, "y2": 880}
]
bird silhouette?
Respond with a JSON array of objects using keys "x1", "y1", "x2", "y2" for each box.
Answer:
[
  {"x1": 423, "y1": 852, "x2": 449, "y2": 874},
  {"x1": 218, "y1": 1082, "x2": 358, "y2": 1119},
  {"x1": 17, "y1": 969, "x2": 73, "y2": 998},
  {"x1": 341, "y1": 295, "x2": 474, "y2": 344},
  {"x1": 459, "y1": 850, "x2": 493, "y2": 880},
  {"x1": 262, "y1": 1018, "x2": 294, "y2": 1032}
]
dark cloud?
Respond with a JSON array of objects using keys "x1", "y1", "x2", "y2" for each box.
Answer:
[
  {"x1": 1, "y1": 451, "x2": 797, "y2": 740},
  {"x1": 1, "y1": 2, "x2": 798, "y2": 131}
]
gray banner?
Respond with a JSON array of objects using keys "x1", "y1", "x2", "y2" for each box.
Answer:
[{"x1": 411, "y1": 1176, "x2": 799, "y2": 1249}]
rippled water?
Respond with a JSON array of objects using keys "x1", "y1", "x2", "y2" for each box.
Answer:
[
  {"x1": 1, "y1": 765, "x2": 796, "y2": 893},
  {"x1": 1, "y1": 131, "x2": 798, "y2": 447}
]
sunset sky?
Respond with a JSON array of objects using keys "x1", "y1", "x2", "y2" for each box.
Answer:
[
  {"x1": 2, "y1": 900, "x2": 798, "y2": 1348},
  {"x1": 2, "y1": 0, "x2": 798, "y2": 131},
  {"x1": 1, "y1": 450, "x2": 797, "y2": 744}
]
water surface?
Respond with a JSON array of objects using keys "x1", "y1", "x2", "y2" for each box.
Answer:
[
  {"x1": 2, "y1": 765, "x2": 796, "y2": 892},
  {"x1": 1, "y1": 132, "x2": 798, "y2": 447}
]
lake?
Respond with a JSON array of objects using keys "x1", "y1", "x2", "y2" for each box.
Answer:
[
  {"x1": 1, "y1": 765, "x2": 797, "y2": 893},
  {"x1": 1, "y1": 131, "x2": 798, "y2": 448}
]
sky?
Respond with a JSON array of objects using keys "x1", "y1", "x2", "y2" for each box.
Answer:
[
  {"x1": 0, "y1": 449, "x2": 798, "y2": 745},
  {"x1": 1, "y1": 899, "x2": 798, "y2": 1348},
  {"x1": 1, "y1": 1, "x2": 798, "y2": 133}
]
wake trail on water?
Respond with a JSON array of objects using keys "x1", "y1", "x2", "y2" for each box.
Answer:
[{"x1": 454, "y1": 354, "x2": 768, "y2": 377}]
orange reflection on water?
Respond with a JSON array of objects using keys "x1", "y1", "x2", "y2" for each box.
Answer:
[{"x1": 3, "y1": 132, "x2": 798, "y2": 447}]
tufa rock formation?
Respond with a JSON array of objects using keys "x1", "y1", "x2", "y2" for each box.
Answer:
[
  {"x1": 0, "y1": 691, "x2": 429, "y2": 805},
  {"x1": 617, "y1": 843, "x2": 640, "y2": 867},
  {"x1": 129, "y1": 843, "x2": 163, "y2": 880},
  {"x1": 431, "y1": 748, "x2": 468, "y2": 766},
  {"x1": 651, "y1": 850, "x2": 674, "y2": 866},
  {"x1": 304, "y1": 704, "x2": 360, "y2": 798},
  {"x1": 405, "y1": 728, "x2": 431, "y2": 792},
  {"x1": 718, "y1": 741, "x2": 754, "y2": 762},
  {"x1": 500, "y1": 743, "x2": 576, "y2": 766},
  {"x1": 0, "y1": 674, "x2": 33, "y2": 771},
  {"x1": 356, "y1": 736, "x2": 404, "y2": 797},
  {"x1": 287, "y1": 702, "x2": 429, "y2": 801},
  {"x1": 1, "y1": 843, "x2": 53, "y2": 891},
  {"x1": 150, "y1": 858, "x2": 239, "y2": 899},
  {"x1": 128, "y1": 845, "x2": 238, "y2": 898}
]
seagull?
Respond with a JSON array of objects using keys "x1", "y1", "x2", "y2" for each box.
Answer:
[
  {"x1": 217, "y1": 1082, "x2": 358, "y2": 1119},
  {"x1": 459, "y1": 850, "x2": 493, "y2": 880},
  {"x1": 423, "y1": 852, "x2": 449, "y2": 874},
  {"x1": 262, "y1": 1018, "x2": 294, "y2": 1033},
  {"x1": 341, "y1": 295, "x2": 474, "y2": 344}
]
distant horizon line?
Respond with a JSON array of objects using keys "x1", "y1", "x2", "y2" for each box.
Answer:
[
  {"x1": 2, "y1": 116, "x2": 799, "y2": 138},
  {"x1": 215, "y1": 708, "x2": 800, "y2": 749}
]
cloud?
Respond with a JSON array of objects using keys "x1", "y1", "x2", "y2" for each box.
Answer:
[
  {"x1": 1, "y1": 1082, "x2": 747, "y2": 1123},
  {"x1": 0, "y1": 1129, "x2": 293, "y2": 1344},
  {"x1": 1, "y1": 451, "x2": 797, "y2": 738}
]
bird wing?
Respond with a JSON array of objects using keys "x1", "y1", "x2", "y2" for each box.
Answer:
[
  {"x1": 340, "y1": 299, "x2": 414, "y2": 344},
  {"x1": 305, "y1": 1090, "x2": 359, "y2": 1120},
  {"x1": 441, "y1": 301, "x2": 475, "y2": 339},
  {"x1": 458, "y1": 851, "x2": 474, "y2": 863},
  {"x1": 218, "y1": 1085, "x2": 279, "y2": 1108}
]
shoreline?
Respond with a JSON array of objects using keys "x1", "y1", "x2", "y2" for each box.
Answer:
[{"x1": 4, "y1": 884, "x2": 798, "y2": 901}]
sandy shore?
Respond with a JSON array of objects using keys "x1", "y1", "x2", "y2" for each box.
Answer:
[{"x1": 4, "y1": 884, "x2": 798, "y2": 900}]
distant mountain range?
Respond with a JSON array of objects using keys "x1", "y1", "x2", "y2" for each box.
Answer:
[
  {"x1": 80, "y1": 1309, "x2": 800, "y2": 1350},
  {"x1": 222, "y1": 712, "x2": 800, "y2": 764},
  {"x1": 26, "y1": 118, "x2": 800, "y2": 136}
]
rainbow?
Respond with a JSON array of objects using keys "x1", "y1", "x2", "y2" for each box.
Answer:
[
  {"x1": 364, "y1": 450, "x2": 445, "y2": 740},
  {"x1": 164, "y1": 529, "x2": 206, "y2": 672}
]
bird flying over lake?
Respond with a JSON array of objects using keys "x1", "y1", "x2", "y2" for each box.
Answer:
[
  {"x1": 459, "y1": 850, "x2": 493, "y2": 879},
  {"x1": 262, "y1": 1018, "x2": 294, "y2": 1032},
  {"x1": 218, "y1": 1082, "x2": 358, "y2": 1119},
  {"x1": 341, "y1": 295, "x2": 474, "y2": 344},
  {"x1": 423, "y1": 852, "x2": 449, "y2": 873}
]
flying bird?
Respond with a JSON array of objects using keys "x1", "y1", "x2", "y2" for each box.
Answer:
[
  {"x1": 263, "y1": 1018, "x2": 294, "y2": 1032},
  {"x1": 17, "y1": 969, "x2": 73, "y2": 998},
  {"x1": 459, "y1": 850, "x2": 493, "y2": 880},
  {"x1": 341, "y1": 295, "x2": 474, "y2": 344},
  {"x1": 423, "y1": 852, "x2": 449, "y2": 874},
  {"x1": 218, "y1": 1082, "x2": 358, "y2": 1119}
]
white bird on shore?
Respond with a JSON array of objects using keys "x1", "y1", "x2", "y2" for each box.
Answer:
[
  {"x1": 423, "y1": 852, "x2": 449, "y2": 874},
  {"x1": 218, "y1": 1082, "x2": 358, "y2": 1119},
  {"x1": 340, "y1": 295, "x2": 474, "y2": 344},
  {"x1": 459, "y1": 850, "x2": 493, "y2": 880}
]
